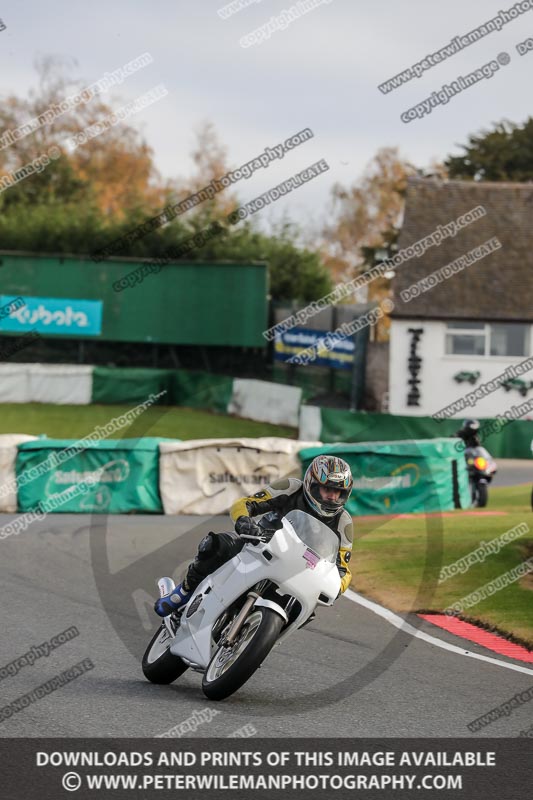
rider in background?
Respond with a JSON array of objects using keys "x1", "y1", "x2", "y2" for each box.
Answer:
[
  {"x1": 155, "y1": 455, "x2": 354, "y2": 616},
  {"x1": 456, "y1": 418, "x2": 482, "y2": 449}
]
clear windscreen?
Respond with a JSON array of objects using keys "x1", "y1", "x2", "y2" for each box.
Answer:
[
  {"x1": 282, "y1": 509, "x2": 339, "y2": 563},
  {"x1": 467, "y1": 445, "x2": 491, "y2": 458}
]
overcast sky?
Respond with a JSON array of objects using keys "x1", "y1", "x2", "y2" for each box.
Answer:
[{"x1": 1, "y1": 0, "x2": 532, "y2": 234}]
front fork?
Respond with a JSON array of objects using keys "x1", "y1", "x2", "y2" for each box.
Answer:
[
  {"x1": 220, "y1": 579, "x2": 271, "y2": 647},
  {"x1": 222, "y1": 592, "x2": 261, "y2": 646}
]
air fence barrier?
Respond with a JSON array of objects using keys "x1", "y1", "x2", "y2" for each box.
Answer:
[
  {"x1": 15, "y1": 437, "x2": 172, "y2": 514},
  {"x1": 299, "y1": 439, "x2": 471, "y2": 515},
  {"x1": 0, "y1": 434, "x2": 472, "y2": 516},
  {"x1": 0, "y1": 434, "x2": 39, "y2": 512}
]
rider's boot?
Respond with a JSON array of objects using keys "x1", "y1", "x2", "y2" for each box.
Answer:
[
  {"x1": 153, "y1": 532, "x2": 219, "y2": 617},
  {"x1": 154, "y1": 580, "x2": 192, "y2": 617}
]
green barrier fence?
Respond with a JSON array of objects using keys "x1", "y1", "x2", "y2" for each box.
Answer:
[
  {"x1": 317, "y1": 409, "x2": 533, "y2": 460},
  {"x1": 16, "y1": 437, "x2": 175, "y2": 514},
  {"x1": 91, "y1": 367, "x2": 233, "y2": 412},
  {"x1": 170, "y1": 370, "x2": 233, "y2": 413},
  {"x1": 272, "y1": 364, "x2": 349, "y2": 403},
  {"x1": 91, "y1": 367, "x2": 172, "y2": 405},
  {"x1": 299, "y1": 438, "x2": 471, "y2": 515}
]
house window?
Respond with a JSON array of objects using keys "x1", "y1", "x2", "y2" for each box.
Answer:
[
  {"x1": 445, "y1": 322, "x2": 485, "y2": 356},
  {"x1": 445, "y1": 322, "x2": 529, "y2": 357},
  {"x1": 489, "y1": 323, "x2": 528, "y2": 357}
]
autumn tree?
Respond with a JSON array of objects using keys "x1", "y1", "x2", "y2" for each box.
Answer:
[
  {"x1": 321, "y1": 148, "x2": 447, "y2": 339},
  {"x1": 0, "y1": 60, "x2": 331, "y2": 302},
  {"x1": 0, "y1": 56, "x2": 167, "y2": 218},
  {"x1": 181, "y1": 120, "x2": 238, "y2": 220},
  {"x1": 323, "y1": 149, "x2": 417, "y2": 277}
]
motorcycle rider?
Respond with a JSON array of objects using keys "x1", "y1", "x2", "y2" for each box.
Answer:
[
  {"x1": 456, "y1": 418, "x2": 482, "y2": 449},
  {"x1": 155, "y1": 455, "x2": 354, "y2": 616}
]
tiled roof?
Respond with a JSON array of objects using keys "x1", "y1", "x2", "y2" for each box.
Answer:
[{"x1": 392, "y1": 178, "x2": 533, "y2": 321}]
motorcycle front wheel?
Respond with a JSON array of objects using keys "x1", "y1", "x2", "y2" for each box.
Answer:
[
  {"x1": 202, "y1": 608, "x2": 283, "y2": 701},
  {"x1": 475, "y1": 482, "x2": 488, "y2": 507},
  {"x1": 142, "y1": 624, "x2": 189, "y2": 684}
]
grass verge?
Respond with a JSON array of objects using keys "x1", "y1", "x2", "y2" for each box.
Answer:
[
  {"x1": 0, "y1": 403, "x2": 297, "y2": 441},
  {"x1": 353, "y1": 484, "x2": 533, "y2": 646}
]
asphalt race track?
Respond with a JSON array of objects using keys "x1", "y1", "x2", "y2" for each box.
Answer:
[
  {"x1": 495, "y1": 459, "x2": 533, "y2": 488},
  {"x1": 0, "y1": 461, "x2": 531, "y2": 739}
]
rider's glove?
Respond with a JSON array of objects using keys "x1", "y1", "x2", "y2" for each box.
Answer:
[{"x1": 235, "y1": 516, "x2": 261, "y2": 538}]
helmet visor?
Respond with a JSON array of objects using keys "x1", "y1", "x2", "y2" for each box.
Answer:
[{"x1": 310, "y1": 482, "x2": 350, "y2": 513}]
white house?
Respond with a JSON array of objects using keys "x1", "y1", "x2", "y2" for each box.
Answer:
[{"x1": 389, "y1": 178, "x2": 533, "y2": 419}]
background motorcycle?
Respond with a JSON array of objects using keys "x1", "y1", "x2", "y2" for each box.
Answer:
[
  {"x1": 463, "y1": 444, "x2": 497, "y2": 507},
  {"x1": 141, "y1": 509, "x2": 341, "y2": 700}
]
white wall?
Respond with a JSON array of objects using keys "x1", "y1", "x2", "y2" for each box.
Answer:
[{"x1": 389, "y1": 319, "x2": 533, "y2": 418}]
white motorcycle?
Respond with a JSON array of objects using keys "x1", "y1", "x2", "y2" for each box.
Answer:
[{"x1": 142, "y1": 509, "x2": 341, "y2": 700}]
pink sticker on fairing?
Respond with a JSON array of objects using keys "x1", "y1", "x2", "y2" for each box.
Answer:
[{"x1": 303, "y1": 548, "x2": 320, "y2": 569}]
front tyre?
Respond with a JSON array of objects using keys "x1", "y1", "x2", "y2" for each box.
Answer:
[
  {"x1": 475, "y1": 482, "x2": 488, "y2": 508},
  {"x1": 202, "y1": 608, "x2": 283, "y2": 701},
  {"x1": 142, "y1": 625, "x2": 189, "y2": 684}
]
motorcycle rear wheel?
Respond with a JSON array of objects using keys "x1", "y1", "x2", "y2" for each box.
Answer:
[{"x1": 202, "y1": 608, "x2": 283, "y2": 701}]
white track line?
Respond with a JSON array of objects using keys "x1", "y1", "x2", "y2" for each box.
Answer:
[{"x1": 344, "y1": 589, "x2": 533, "y2": 677}]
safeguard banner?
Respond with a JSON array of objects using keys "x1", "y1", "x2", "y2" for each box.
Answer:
[
  {"x1": 0, "y1": 434, "x2": 38, "y2": 513},
  {"x1": 299, "y1": 438, "x2": 471, "y2": 515},
  {"x1": 16, "y1": 437, "x2": 172, "y2": 514},
  {"x1": 159, "y1": 437, "x2": 321, "y2": 515}
]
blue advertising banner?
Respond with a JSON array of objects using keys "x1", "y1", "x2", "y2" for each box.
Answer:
[
  {"x1": 0, "y1": 295, "x2": 103, "y2": 337},
  {"x1": 274, "y1": 327, "x2": 354, "y2": 370}
]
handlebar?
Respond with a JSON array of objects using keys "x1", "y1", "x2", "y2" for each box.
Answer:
[{"x1": 240, "y1": 531, "x2": 275, "y2": 544}]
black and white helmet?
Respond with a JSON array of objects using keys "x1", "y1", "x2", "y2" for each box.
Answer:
[
  {"x1": 303, "y1": 455, "x2": 353, "y2": 518},
  {"x1": 457, "y1": 418, "x2": 480, "y2": 438}
]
